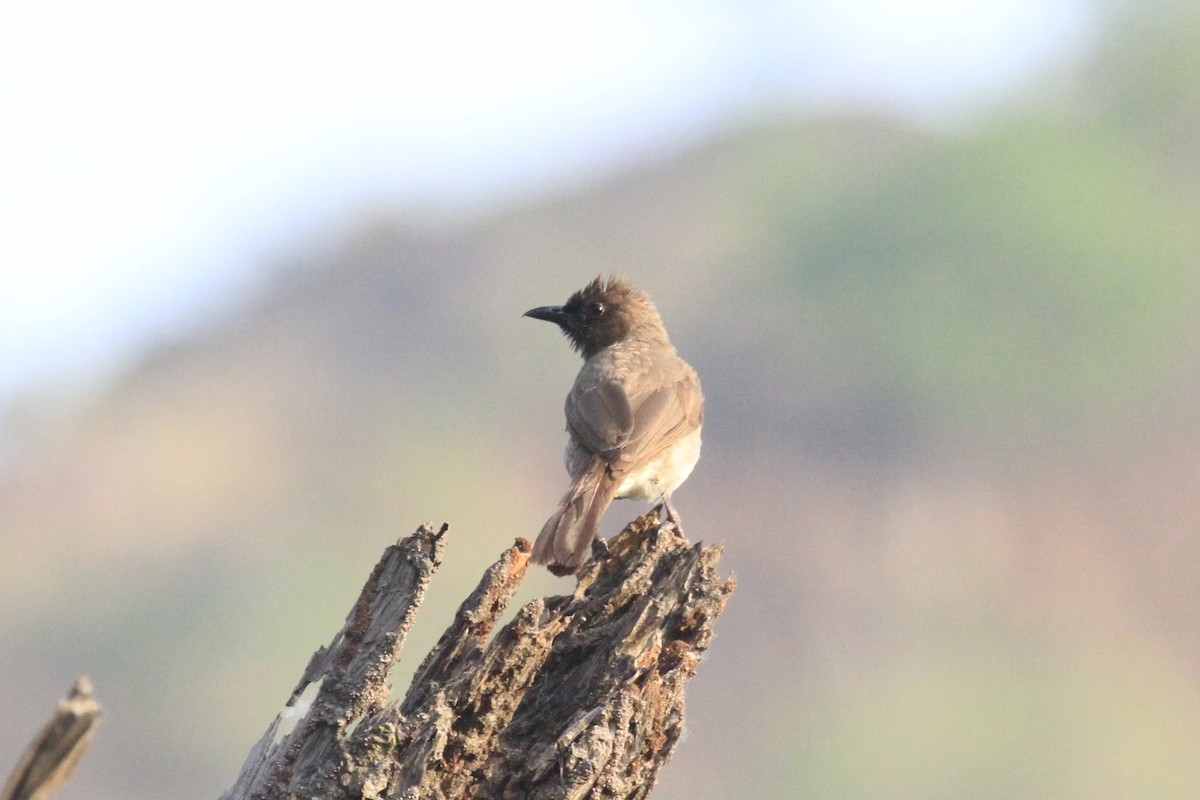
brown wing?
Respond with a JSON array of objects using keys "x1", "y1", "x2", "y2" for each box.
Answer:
[
  {"x1": 566, "y1": 368, "x2": 703, "y2": 475},
  {"x1": 565, "y1": 379, "x2": 634, "y2": 461}
]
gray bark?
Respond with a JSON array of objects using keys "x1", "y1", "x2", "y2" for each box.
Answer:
[{"x1": 223, "y1": 512, "x2": 734, "y2": 800}]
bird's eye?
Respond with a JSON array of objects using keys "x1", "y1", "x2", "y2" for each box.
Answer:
[{"x1": 587, "y1": 301, "x2": 606, "y2": 316}]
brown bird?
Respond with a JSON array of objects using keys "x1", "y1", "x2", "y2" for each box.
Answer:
[{"x1": 524, "y1": 276, "x2": 704, "y2": 575}]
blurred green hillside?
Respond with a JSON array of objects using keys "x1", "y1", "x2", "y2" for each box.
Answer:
[{"x1": 3, "y1": 5, "x2": 1200, "y2": 799}]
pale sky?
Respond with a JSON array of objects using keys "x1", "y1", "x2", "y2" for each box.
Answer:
[{"x1": 0, "y1": 0, "x2": 1092, "y2": 403}]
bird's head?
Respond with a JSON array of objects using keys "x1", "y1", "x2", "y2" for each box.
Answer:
[{"x1": 524, "y1": 276, "x2": 667, "y2": 358}]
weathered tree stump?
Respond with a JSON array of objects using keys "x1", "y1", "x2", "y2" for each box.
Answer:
[{"x1": 223, "y1": 511, "x2": 734, "y2": 800}]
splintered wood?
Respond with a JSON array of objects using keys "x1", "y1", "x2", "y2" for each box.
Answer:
[
  {"x1": 223, "y1": 513, "x2": 733, "y2": 800},
  {"x1": 1, "y1": 677, "x2": 101, "y2": 800}
]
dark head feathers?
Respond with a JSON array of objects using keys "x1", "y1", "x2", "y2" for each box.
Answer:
[{"x1": 526, "y1": 275, "x2": 669, "y2": 358}]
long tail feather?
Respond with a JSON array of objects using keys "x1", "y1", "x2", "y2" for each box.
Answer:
[{"x1": 531, "y1": 464, "x2": 619, "y2": 575}]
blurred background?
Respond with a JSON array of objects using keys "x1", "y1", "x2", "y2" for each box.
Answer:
[{"x1": 3, "y1": 0, "x2": 1200, "y2": 797}]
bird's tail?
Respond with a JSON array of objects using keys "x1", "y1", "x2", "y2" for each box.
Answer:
[{"x1": 531, "y1": 462, "x2": 619, "y2": 576}]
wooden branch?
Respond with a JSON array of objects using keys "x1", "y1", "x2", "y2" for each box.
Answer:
[
  {"x1": 1, "y1": 677, "x2": 101, "y2": 800},
  {"x1": 224, "y1": 512, "x2": 734, "y2": 799},
  {"x1": 222, "y1": 523, "x2": 448, "y2": 800}
]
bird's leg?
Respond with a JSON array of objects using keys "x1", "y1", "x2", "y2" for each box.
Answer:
[{"x1": 659, "y1": 494, "x2": 681, "y2": 527}]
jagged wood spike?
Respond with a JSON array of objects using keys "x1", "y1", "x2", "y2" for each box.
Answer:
[{"x1": 222, "y1": 513, "x2": 733, "y2": 800}]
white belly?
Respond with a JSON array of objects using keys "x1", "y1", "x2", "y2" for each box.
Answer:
[{"x1": 614, "y1": 428, "x2": 702, "y2": 502}]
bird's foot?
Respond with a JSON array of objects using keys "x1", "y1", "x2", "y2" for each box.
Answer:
[{"x1": 590, "y1": 535, "x2": 611, "y2": 561}]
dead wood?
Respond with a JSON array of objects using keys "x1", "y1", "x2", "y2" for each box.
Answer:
[
  {"x1": 1, "y1": 677, "x2": 101, "y2": 800},
  {"x1": 223, "y1": 512, "x2": 733, "y2": 800}
]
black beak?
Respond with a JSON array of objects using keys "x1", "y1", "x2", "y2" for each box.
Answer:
[{"x1": 524, "y1": 305, "x2": 570, "y2": 325}]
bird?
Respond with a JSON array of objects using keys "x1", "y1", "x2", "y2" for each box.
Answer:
[{"x1": 524, "y1": 275, "x2": 704, "y2": 576}]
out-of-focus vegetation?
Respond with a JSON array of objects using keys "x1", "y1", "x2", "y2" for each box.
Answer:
[{"x1": 3, "y1": 4, "x2": 1200, "y2": 799}]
